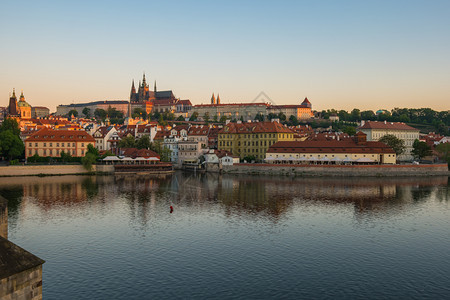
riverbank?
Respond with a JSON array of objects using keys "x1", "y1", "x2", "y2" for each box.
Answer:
[
  {"x1": 221, "y1": 163, "x2": 450, "y2": 177},
  {"x1": 0, "y1": 165, "x2": 114, "y2": 177}
]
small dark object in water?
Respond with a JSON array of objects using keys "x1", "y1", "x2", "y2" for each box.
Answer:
[{"x1": 170, "y1": 206, "x2": 173, "y2": 213}]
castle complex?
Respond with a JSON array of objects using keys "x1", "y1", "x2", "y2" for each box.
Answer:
[{"x1": 129, "y1": 73, "x2": 192, "y2": 115}]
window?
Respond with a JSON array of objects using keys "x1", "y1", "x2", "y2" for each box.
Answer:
[
  {"x1": 72, "y1": 143, "x2": 75, "y2": 147},
  {"x1": 44, "y1": 143, "x2": 46, "y2": 147},
  {"x1": 29, "y1": 149, "x2": 32, "y2": 155},
  {"x1": 82, "y1": 143, "x2": 84, "y2": 147},
  {"x1": 50, "y1": 143, "x2": 53, "y2": 147},
  {"x1": 29, "y1": 143, "x2": 32, "y2": 147},
  {"x1": 62, "y1": 143, "x2": 65, "y2": 147},
  {"x1": 35, "y1": 143, "x2": 38, "y2": 147},
  {"x1": 57, "y1": 143, "x2": 59, "y2": 147}
]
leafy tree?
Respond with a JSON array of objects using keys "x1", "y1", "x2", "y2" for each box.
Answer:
[
  {"x1": 350, "y1": 109, "x2": 361, "y2": 122},
  {"x1": 94, "y1": 108, "x2": 107, "y2": 120},
  {"x1": 176, "y1": 115, "x2": 185, "y2": 121},
  {"x1": 243, "y1": 155, "x2": 257, "y2": 163},
  {"x1": 277, "y1": 112, "x2": 286, "y2": 122},
  {"x1": 288, "y1": 115, "x2": 299, "y2": 126},
  {"x1": 132, "y1": 108, "x2": 147, "y2": 120},
  {"x1": 379, "y1": 134, "x2": 406, "y2": 157},
  {"x1": 0, "y1": 118, "x2": 20, "y2": 136},
  {"x1": 213, "y1": 115, "x2": 218, "y2": 122},
  {"x1": 343, "y1": 126, "x2": 356, "y2": 136},
  {"x1": 189, "y1": 112, "x2": 199, "y2": 121},
  {"x1": 68, "y1": 109, "x2": 78, "y2": 118},
  {"x1": 219, "y1": 115, "x2": 227, "y2": 123},
  {"x1": 436, "y1": 143, "x2": 450, "y2": 166},
  {"x1": 412, "y1": 139, "x2": 432, "y2": 160},
  {"x1": 361, "y1": 110, "x2": 376, "y2": 121},
  {"x1": 81, "y1": 144, "x2": 99, "y2": 171},
  {"x1": 0, "y1": 130, "x2": 24, "y2": 160},
  {"x1": 60, "y1": 151, "x2": 73, "y2": 162},
  {"x1": 203, "y1": 112, "x2": 210, "y2": 123},
  {"x1": 82, "y1": 107, "x2": 91, "y2": 118},
  {"x1": 267, "y1": 113, "x2": 277, "y2": 120},
  {"x1": 136, "y1": 135, "x2": 150, "y2": 149},
  {"x1": 255, "y1": 113, "x2": 265, "y2": 122},
  {"x1": 118, "y1": 135, "x2": 136, "y2": 148}
]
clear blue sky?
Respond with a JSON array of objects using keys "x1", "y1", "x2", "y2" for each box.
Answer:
[{"x1": 1, "y1": 0, "x2": 449, "y2": 112}]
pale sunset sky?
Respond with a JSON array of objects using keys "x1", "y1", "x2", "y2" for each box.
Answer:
[{"x1": 1, "y1": 0, "x2": 449, "y2": 113}]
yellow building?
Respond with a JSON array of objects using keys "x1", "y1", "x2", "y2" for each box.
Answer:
[
  {"x1": 25, "y1": 128, "x2": 95, "y2": 158},
  {"x1": 267, "y1": 98, "x2": 314, "y2": 120},
  {"x1": 218, "y1": 121, "x2": 295, "y2": 161},
  {"x1": 265, "y1": 132, "x2": 397, "y2": 164}
]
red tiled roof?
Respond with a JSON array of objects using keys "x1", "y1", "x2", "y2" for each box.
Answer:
[
  {"x1": 359, "y1": 121, "x2": 418, "y2": 131},
  {"x1": 25, "y1": 128, "x2": 95, "y2": 143},
  {"x1": 121, "y1": 148, "x2": 160, "y2": 159},
  {"x1": 267, "y1": 140, "x2": 395, "y2": 154}
]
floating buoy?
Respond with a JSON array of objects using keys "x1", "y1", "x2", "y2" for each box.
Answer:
[{"x1": 170, "y1": 205, "x2": 173, "y2": 213}]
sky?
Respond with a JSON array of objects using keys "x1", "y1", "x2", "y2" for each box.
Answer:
[{"x1": 1, "y1": 0, "x2": 449, "y2": 113}]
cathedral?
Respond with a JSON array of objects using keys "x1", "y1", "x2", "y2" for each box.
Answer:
[{"x1": 129, "y1": 73, "x2": 192, "y2": 115}]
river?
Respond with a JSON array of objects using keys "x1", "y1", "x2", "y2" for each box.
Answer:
[{"x1": 1, "y1": 173, "x2": 449, "y2": 299}]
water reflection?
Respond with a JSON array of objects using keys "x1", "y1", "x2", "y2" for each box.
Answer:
[{"x1": 0, "y1": 174, "x2": 448, "y2": 224}]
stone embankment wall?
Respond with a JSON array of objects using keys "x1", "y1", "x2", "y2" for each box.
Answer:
[
  {"x1": 0, "y1": 196, "x2": 6, "y2": 239},
  {"x1": 222, "y1": 163, "x2": 449, "y2": 177},
  {"x1": 0, "y1": 265, "x2": 43, "y2": 300},
  {"x1": 0, "y1": 165, "x2": 114, "y2": 177}
]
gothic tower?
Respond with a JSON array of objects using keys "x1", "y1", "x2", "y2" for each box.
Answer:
[{"x1": 211, "y1": 93, "x2": 216, "y2": 105}]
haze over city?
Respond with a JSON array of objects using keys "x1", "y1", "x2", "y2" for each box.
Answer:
[{"x1": 1, "y1": 0, "x2": 449, "y2": 112}]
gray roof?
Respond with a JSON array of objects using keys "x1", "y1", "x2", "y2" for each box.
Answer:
[{"x1": 155, "y1": 91, "x2": 175, "y2": 99}]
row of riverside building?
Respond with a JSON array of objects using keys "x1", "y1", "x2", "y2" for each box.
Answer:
[{"x1": 20, "y1": 118, "x2": 421, "y2": 167}]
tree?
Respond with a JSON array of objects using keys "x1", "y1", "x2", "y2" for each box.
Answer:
[
  {"x1": 0, "y1": 130, "x2": 24, "y2": 160},
  {"x1": 412, "y1": 139, "x2": 432, "y2": 160},
  {"x1": 288, "y1": 115, "x2": 299, "y2": 126},
  {"x1": 82, "y1": 107, "x2": 91, "y2": 118},
  {"x1": 68, "y1": 109, "x2": 78, "y2": 118},
  {"x1": 189, "y1": 112, "x2": 199, "y2": 121},
  {"x1": 203, "y1": 112, "x2": 210, "y2": 123},
  {"x1": 0, "y1": 118, "x2": 20, "y2": 136},
  {"x1": 94, "y1": 108, "x2": 107, "y2": 120},
  {"x1": 176, "y1": 115, "x2": 185, "y2": 121},
  {"x1": 81, "y1": 144, "x2": 99, "y2": 171},
  {"x1": 436, "y1": 143, "x2": 450, "y2": 166},
  {"x1": 343, "y1": 126, "x2": 356, "y2": 136},
  {"x1": 255, "y1": 113, "x2": 265, "y2": 122},
  {"x1": 60, "y1": 151, "x2": 73, "y2": 162},
  {"x1": 219, "y1": 115, "x2": 227, "y2": 123},
  {"x1": 118, "y1": 135, "x2": 136, "y2": 148},
  {"x1": 132, "y1": 108, "x2": 147, "y2": 120},
  {"x1": 379, "y1": 134, "x2": 406, "y2": 157},
  {"x1": 136, "y1": 135, "x2": 150, "y2": 149}
]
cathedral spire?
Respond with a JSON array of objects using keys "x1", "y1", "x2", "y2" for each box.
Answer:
[
  {"x1": 216, "y1": 93, "x2": 221, "y2": 105},
  {"x1": 20, "y1": 90, "x2": 25, "y2": 101},
  {"x1": 142, "y1": 72, "x2": 147, "y2": 86},
  {"x1": 12, "y1": 88, "x2": 16, "y2": 98},
  {"x1": 154, "y1": 80, "x2": 157, "y2": 93},
  {"x1": 211, "y1": 93, "x2": 215, "y2": 105}
]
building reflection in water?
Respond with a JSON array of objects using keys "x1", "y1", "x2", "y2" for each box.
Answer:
[{"x1": 0, "y1": 174, "x2": 447, "y2": 225}]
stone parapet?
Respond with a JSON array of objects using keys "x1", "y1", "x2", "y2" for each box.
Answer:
[
  {"x1": 0, "y1": 165, "x2": 114, "y2": 177},
  {"x1": 222, "y1": 163, "x2": 449, "y2": 177}
]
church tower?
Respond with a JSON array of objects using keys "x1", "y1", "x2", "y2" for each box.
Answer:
[
  {"x1": 211, "y1": 93, "x2": 216, "y2": 105},
  {"x1": 130, "y1": 80, "x2": 137, "y2": 102},
  {"x1": 216, "y1": 93, "x2": 221, "y2": 105},
  {"x1": 8, "y1": 89, "x2": 19, "y2": 116}
]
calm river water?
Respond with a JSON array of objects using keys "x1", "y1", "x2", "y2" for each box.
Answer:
[{"x1": 1, "y1": 173, "x2": 450, "y2": 299}]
